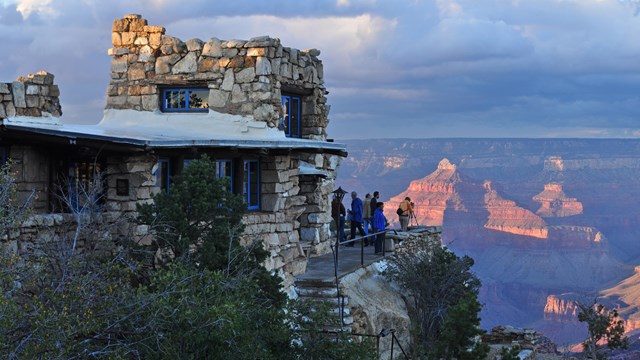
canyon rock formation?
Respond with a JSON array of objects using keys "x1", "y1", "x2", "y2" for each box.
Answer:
[
  {"x1": 338, "y1": 139, "x2": 640, "y2": 344},
  {"x1": 384, "y1": 158, "x2": 464, "y2": 226},
  {"x1": 483, "y1": 180, "x2": 549, "y2": 238},
  {"x1": 533, "y1": 183, "x2": 584, "y2": 218}
]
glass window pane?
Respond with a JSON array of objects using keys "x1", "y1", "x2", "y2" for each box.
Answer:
[
  {"x1": 282, "y1": 96, "x2": 290, "y2": 135},
  {"x1": 217, "y1": 160, "x2": 233, "y2": 192},
  {"x1": 291, "y1": 97, "x2": 300, "y2": 137},
  {"x1": 243, "y1": 160, "x2": 259, "y2": 209},
  {"x1": 178, "y1": 90, "x2": 186, "y2": 108},
  {"x1": 163, "y1": 88, "x2": 208, "y2": 112},
  {"x1": 189, "y1": 89, "x2": 209, "y2": 109},
  {"x1": 157, "y1": 159, "x2": 170, "y2": 193}
]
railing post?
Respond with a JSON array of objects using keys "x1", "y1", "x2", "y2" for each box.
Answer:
[
  {"x1": 390, "y1": 330, "x2": 395, "y2": 360},
  {"x1": 360, "y1": 234, "x2": 364, "y2": 266}
]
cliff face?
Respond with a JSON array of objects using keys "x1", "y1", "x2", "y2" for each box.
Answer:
[
  {"x1": 543, "y1": 294, "x2": 580, "y2": 321},
  {"x1": 483, "y1": 180, "x2": 549, "y2": 238},
  {"x1": 384, "y1": 158, "x2": 463, "y2": 226},
  {"x1": 533, "y1": 183, "x2": 584, "y2": 218}
]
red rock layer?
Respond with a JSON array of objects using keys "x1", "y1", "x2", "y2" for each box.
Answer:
[
  {"x1": 543, "y1": 294, "x2": 580, "y2": 321},
  {"x1": 533, "y1": 183, "x2": 583, "y2": 218},
  {"x1": 384, "y1": 158, "x2": 463, "y2": 226},
  {"x1": 483, "y1": 180, "x2": 549, "y2": 239}
]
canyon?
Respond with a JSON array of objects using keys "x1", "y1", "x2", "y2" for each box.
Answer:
[{"x1": 337, "y1": 138, "x2": 640, "y2": 345}]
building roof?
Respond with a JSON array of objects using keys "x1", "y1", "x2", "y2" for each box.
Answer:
[{"x1": 1, "y1": 109, "x2": 347, "y2": 155}]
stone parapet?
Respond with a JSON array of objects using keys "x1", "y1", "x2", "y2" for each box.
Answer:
[
  {"x1": 390, "y1": 226, "x2": 443, "y2": 255},
  {"x1": 0, "y1": 71, "x2": 61, "y2": 120}
]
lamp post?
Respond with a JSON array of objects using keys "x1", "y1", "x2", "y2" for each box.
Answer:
[
  {"x1": 330, "y1": 186, "x2": 349, "y2": 331},
  {"x1": 331, "y1": 187, "x2": 348, "y2": 246},
  {"x1": 331, "y1": 186, "x2": 347, "y2": 203}
]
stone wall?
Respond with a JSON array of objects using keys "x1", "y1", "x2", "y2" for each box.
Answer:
[
  {"x1": 104, "y1": 153, "x2": 159, "y2": 240},
  {"x1": 107, "y1": 14, "x2": 329, "y2": 140},
  {"x1": 9, "y1": 145, "x2": 51, "y2": 212},
  {"x1": 0, "y1": 71, "x2": 61, "y2": 119},
  {"x1": 299, "y1": 153, "x2": 342, "y2": 255},
  {"x1": 239, "y1": 153, "x2": 342, "y2": 288},
  {"x1": 2, "y1": 212, "x2": 121, "y2": 259}
]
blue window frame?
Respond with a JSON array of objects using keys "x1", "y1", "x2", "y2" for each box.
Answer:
[
  {"x1": 157, "y1": 158, "x2": 171, "y2": 193},
  {"x1": 243, "y1": 160, "x2": 260, "y2": 210},
  {"x1": 281, "y1": 94, "x2": 301, "y2": 138},
  {"x1": 162, "y1": 88, "x2": 209, "y2": 112},
  {"x1": 216, "y1": 159, "x2": 233, "y2": 192}
]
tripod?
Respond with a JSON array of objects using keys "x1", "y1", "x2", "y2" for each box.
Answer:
[{"x1": 409, "y1": 210, "x2": 419, "y2": 227}]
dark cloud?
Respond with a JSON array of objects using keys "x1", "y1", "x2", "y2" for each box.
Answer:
[{"x1": 1, "y1": 0, "x2": 640, "y2": 137}]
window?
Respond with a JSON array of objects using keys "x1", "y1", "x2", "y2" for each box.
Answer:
[
  {"x1": 67, "y1": 161, "x2": 105, "y2": 210},
  {"x1": 243, "y1": 160, "x2": 260, "y2": 210},
  {"x1": 155, "y1": 157, "x2": 259, "y2": 210},
  {"x1": 157, "y1": 158, "x2": 171, "y2": 193},
  {"x1": 116, "y1": 179, "x2": 129, "y2": 196},
  {"x1": 281, "y1": 94, "x2": 301, "y2": 138},
  {"x1": 162, "y1": 88, "x2": 209, "y2": 112},
  {"x1": 216, "y1": 159, "x2": 233, "y2": 192}
]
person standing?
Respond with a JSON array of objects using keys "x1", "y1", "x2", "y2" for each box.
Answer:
[
  {"x1": 363, "y1": 193, "x2": 372, "y2": 239},
  {"x1": 349, "y1": 191, "x2": 365, "y2": 246},
  {"x1": 370, "y1": 191, "x2": 379, "y2": 217},
  {"x1": 331, "y1": 195, "x2": 346, "y2": 244},
  {"x1": 398, "y1": 196, "x2": 414, "y2": 232},
  {"x1": 373, "y1": 202, "x2": 387, "y2": 254}
]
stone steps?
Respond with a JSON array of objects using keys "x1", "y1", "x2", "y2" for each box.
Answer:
[{"x1": 294, "y1": 280, "x2": 352, "y2": 332}]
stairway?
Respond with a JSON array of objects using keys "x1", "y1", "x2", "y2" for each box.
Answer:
[{"x1": 294, "y1": 278, "x2": 353, "y2": 332}]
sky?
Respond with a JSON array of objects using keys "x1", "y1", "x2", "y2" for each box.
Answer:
[{"x1": 2, "y1": 0, "x2": 640, "y2": 139}]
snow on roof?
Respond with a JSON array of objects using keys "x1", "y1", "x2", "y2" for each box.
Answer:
[
  {"x1": 2, "y1": 109, "x2": 346, "y2": 153},
  {"x1": 298, "y1": 160, "x2": 330, "y2": 177}
]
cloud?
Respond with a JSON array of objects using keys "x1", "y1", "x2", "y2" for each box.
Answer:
[
  {"x1": 2, "y1": 0, "x2": 640, "y2": 137},
  {"x1": 7, "y1": 0, "x2": 57, "y2": 18}
]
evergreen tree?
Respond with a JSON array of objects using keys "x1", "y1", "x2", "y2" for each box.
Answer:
[
  {"x1": 137, "y1": 155, "x2": 284, "y2": 304},
  {"x1": 384, "y1": 243, "x2": 487, "y2": 359},
  {"x1": 577, "y1": 300, "x2": 628, "y2": 359}
]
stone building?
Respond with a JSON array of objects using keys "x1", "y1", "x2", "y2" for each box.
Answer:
[{"x1": 0, "y1": 14, "x2": 346, "y2": 290}]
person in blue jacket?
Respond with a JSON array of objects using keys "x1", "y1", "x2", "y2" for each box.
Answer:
[
  {"x1": 348, "y1": 191, "x2": 366, "y2": 246},
  {"x1": 373, "y1": 202, "x2": 387, "y2": 254}
]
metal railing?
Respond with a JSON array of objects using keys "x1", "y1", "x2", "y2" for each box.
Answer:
[
  {"x1": 379, "y1": 328, "x2": 409, "y2": 359},
  {"x1": 333, "y1": 230, "x2": 389, "y2": 269},
  {"x1": 316, "y1": 328, "x2": 409, "y2": 359},
  {"x1": 329, "y1": 229, "x2": 390, "y2": 331}
]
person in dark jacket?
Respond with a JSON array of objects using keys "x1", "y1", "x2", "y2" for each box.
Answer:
[
  {"x1": 348, "y1": 191, "x2": 365, "y2": 246},
  {"x1": 363, "y1": 193, "x2": 372, "y2": 236},
  {"x1": 370, "y1": 191, "x2": 379, "y2": 216},
  {"x1": 373, "y1": 202, "x2": 387, "y2": 254},
  {"x1": 331, "y1": 195, "x2": 346, "y2": 243}
]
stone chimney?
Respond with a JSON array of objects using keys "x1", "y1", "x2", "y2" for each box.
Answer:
[{"x1": 0, "y1": 71, "x2": 62, "y2": 120}]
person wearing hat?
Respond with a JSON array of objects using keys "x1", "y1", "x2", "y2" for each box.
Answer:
[{"x1": 398, "y1": 196, "x2": 414, "y2": 232}]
